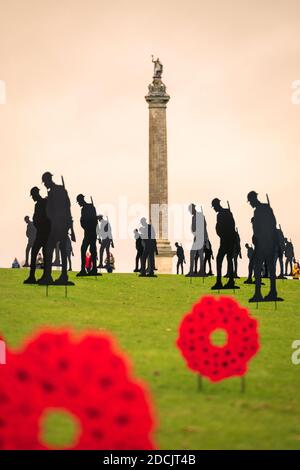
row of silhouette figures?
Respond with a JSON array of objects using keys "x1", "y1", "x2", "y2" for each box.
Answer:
[
  {"x1": 23, "y1": 172, "x2": 116, "y2": 286},
  {"x1": 133, "y1": 195, "x2": 295, "y2": 303},
  {"x1": 23, "y1": 172, "x2": 294, "y2": 302}
]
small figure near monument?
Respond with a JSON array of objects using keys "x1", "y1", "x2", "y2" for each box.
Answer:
[
  {"x1": 186, "y1": 204, "x2": 206, "y2": 277},
  {"x1": 23, "y1": 215, "x2": 36, "y2": 267},
  {"x1": 36, "y1": 253, "x2": 43, "y2": 269},
  {"x1": 85, "y1": 251, "x2": 92, "y2": 273},
  {"x1": 39, "y1": 172, "x2": 75, "y2": 285},
  {"x1": 133, "y1": 228, "x2": 143, "y2": 272},
  {"x1": 211, "y1": 198, "x2": 239, "y2": 290},
  {"x1": 151, "y1": 55, "x2": 163, "y2": 79},
  {"x1": 275, "y1": 225, "x2": 286, "y2": 279},
  {"x1": 76, "y1": 194, "x2": 98, "y2": 277},
  {"x1": 139, "y1": 217, "x2": 158, "y2": 277},
  {"x1": 203, "y1": 239, "x2": 214, "y2": 276},
  {"x1": 284, "y1": 238, "x2": 295, "y2": 276},
  {"x1": 244, "y1": 242, "x2": 255, "y2": 284},
  {"x1": 233, "y1": 228, "x2": 242, "y2": 279},
  {"x1": 12, "y1": 258, "x2": 20, "y2": 268},
  {"x1": 24, "y1": 187, "x2": 50, "y2": 284},
  {"x1": 175, "y1": 242, "x2": 186, "y2": 275},
  {"x1": 105, "y1": 252, "x2": 115, "y2": 273},
  {"x1": 247, "y1": 191, "x2": 283, "y2": 302},
  {"x1": 292, "y1": 260, "x2": 300, "y2": 279},
  {"x1": 97, "y1": 215, "x2": 114, "y2": 270}
]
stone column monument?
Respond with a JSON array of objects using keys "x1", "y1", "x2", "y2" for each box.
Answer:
[{"x1": 145, "y1": 56, "x2": 174, "y2": 274}]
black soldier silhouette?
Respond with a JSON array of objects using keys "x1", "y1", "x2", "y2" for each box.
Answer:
[
  {"x1": 233, "y1": 228, "x2": 242, "y2": 279},
  {"x1": 52, "y1": 242, "x2": 61, "y2": 267},
  {"x1": 24, "y1": 187, "x2": 50, "y2": 284},
  {"x1": 244, "y1": 243, "x2": 255, "y2": 284},
  {"x1": 23, "y1": 215, "x2": 36, "y2": 267},
  {"x1": 139, "y1": 217, "x2": 158, "y2": 277},
  {"x1": 247, "y1": 191, "x2": 283, "y2": 302},
  {"x1": 261, "y1": 260, "x2": 269, "y2": 278},
  {"x1": 12, "y1": 258, "x2": 20, "y2": 268},
  {"x1": 203, "y1": 239, "x2": 214, "y2": 276},
  {"x1": 186, "y1": 204, "x2": 206, "y2": 277},
  {"x1": 76, "y1": 194, "x2": 98, "y2": 276},
  {"x1": 66, "y1": 234, "x2": 74, "y2": 271},
  {"x1": 39, "y1": 172, "x2": 75, "y2": 285},
  {"x1": 211, "y1": 198, "x2": 239, "y2": 290},
  {"x1": 97, "y1": 215, "x2": 114, "y2": 269},
  {"x1": 133, "y1": 229, "x2": 143, "y2": 272},
  {"x1": 36, "y1": 253, "x2": 43, "y2": 269},
  {"x1": 194, "y1": 250, "x2": 200, "y2": 274},
  {"x1": 284, "y1": 238, "x2": 295, "y2": 276},
  {"x1": 275, "y1": 225, "x2": 286, "y2": 279},
  {"x1": 175, "y1": 242, "x2": 186, "y2": 275}
]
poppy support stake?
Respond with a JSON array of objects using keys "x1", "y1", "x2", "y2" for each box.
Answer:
[
  {"x1": 240, "y1": 375, "x2": 246, "y2": 393},
  {"x1": 197, "y1": 374, "x2": 203, "y2": 392}
]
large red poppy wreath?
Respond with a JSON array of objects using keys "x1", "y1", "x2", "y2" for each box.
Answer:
[
  {"x1": 0, "y1": 329, "x2": 155, "y2": 449},
  {"x1": 177, "y1": 296, "x2": 260, "y2": 382}
]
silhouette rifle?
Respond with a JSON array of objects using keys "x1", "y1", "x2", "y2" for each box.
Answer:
[
  {"x1": 236, "y1": 227, "x2": 242, "y2": 259},
  {"x1": 104, "y1": 214, "x2": 114, "y2": 249},
  {"x1": 61, "y1": 175, "x2": 76, "y2": 242}
]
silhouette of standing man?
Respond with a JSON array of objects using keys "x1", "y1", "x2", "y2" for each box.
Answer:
[
  {"x1": 175, "y1": 242, "x2": 185, "y2": 274},
  {"x1": 211, "y1": 198, "x2": 239, "y2": 290},
  {"x1": 23, "y1": 216, "x2": 36, "y2": 267},
  {"x1": 133, "y1": 229, "x2": 143, "y2": 272},
  {"x1": 24, "y1": 187, "x2": 50, "y2": 284},
  {"x1": 76, "y1": 194, "x2": 98, "y2": 276},
  {"x1": 39, "y1": 172, "x2": 75, "y2": 285},
  {"x1": 97, "y1": 215, "x2": 114, "y2": 269},
  {"x1": 186, "y1": 203, "x2": 206, "y2": 277},
  {"x1": 139, "y1": 217, "x2": 158, "y2": 277},
  {"x1": 247, "y1": 191, "x2": 282, "y2": 302},
  {"x1": 244, "y1": 243, "x2": 255, "y2": 284}
]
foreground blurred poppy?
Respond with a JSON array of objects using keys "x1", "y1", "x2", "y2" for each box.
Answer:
[
  {"x1": 177, "y1": 296, "x2": 260, "y2": 382},
  {"x1": 0, "y1": 329, "x2": 155, "y2": 449}
]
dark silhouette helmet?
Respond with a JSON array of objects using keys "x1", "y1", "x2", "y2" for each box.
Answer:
[
  {"x1": 247, "y1": 191, "x2": 258, "y2": 202},
  {"x1": 188, "y1": 203, "x2": 196, "y2": 214},
  {"x1": 42, "y1": 171, "x2": 53, "y2": 182},
  {"x1": 30, "y1": 186, "x2": 40, "y2": 196},
  {"x1": 211, "y1": 198, "x2": 221, "y2": 207},
  {"x1": 76, "y1": 194, "x2": 85, "y2": 202}
]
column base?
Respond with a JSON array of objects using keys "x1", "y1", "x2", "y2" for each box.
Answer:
[{"x1": 156, "y1": 240, "x2": 175, "y2": 274}]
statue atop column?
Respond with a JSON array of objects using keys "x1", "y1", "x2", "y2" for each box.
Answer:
[
  {"x1": 151, "y1": 55, "x2": 163, "y2": 79},
  {"x1": 146, "y1": 56, "x2": 169, "y2": 101},
  {"x1": 145, "y1": 56, "x2": 174, "y2": 273}
]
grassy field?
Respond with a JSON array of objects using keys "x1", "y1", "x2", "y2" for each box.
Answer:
[{"x1": 1, "y1": 268, "x2": 300, "y2": 449}]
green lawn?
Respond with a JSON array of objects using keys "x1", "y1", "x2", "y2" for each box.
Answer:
[{"x1": 1, "y1": 268, "x2": 300, "y2": 449}]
